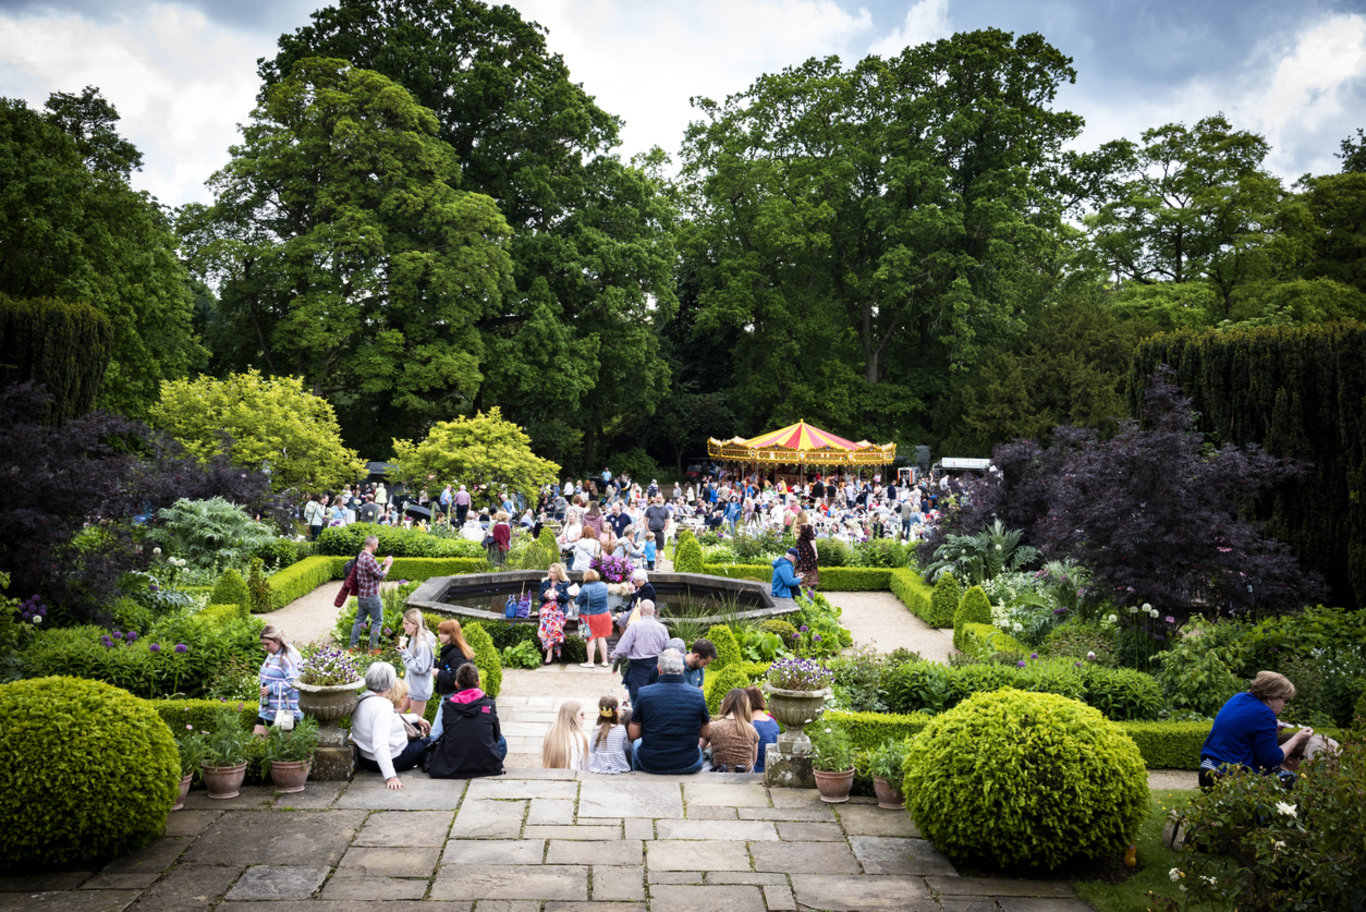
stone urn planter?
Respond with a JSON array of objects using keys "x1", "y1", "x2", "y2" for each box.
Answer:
[
  {"x1": 813, "y1": 768, "x2": 855, "y2": 803},
  {"x1": 170, "y1": 773, "x2": 193, "y2": 811},
  {"x1": 873, "y1": 776, "x2": 905, "y2": 810},
  {"x1": 764, "y1": 686, "x2": 830, "y2": 752},
  {"x1": 268, "y1": 760, "x2": 311, "y2": 794},
  {"x1": 201, "y1": 762, "x2": 248, "y2": 799},
  {"x1": 295, "y1": 680, "x2": 362, "y2": 721}
]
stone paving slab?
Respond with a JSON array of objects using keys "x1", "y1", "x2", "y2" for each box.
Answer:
[
  {"x1": 81, "y1": 838, "x2": 190, "y2": 890},
  {"x1": 183, "y1": 809, "x2": 365, "y2": 866},
  {"x1": 446, "y1": 839, "x2": 546, "y2": 865},
  {"x1": 645, "y1": 840, "x2": 751, "y2": 872},
  {"x1": 181, "y1": 785, "x2": 276, "y2": 810},
  {"x1": 545, "y1": 904, "x2": 647, "y2": 912},
  {"x1": 997, "y1": 899, "x2": 1098, "y2": 912},
  {"x1": 0, "y1": 871, "x2": 93, "y2": 893},
  {"x1": 224, "y1": 865, "x2": 329, "y2": 901},
  {"x1": 653, "y1": 819, "x2": 777, "y2": 841},
  {"x1": 527, "y1": 798, "x2": 576, "y2": 825},
  {"x1": 683, "y1": 804, "x2": 737, "y2": 820},
  {"x1": 736, "y1": 806, "x2": 834, "y2": 822},
  {"x1": 751, "y1": 840, "x2": 859, "y2": 875},
  {"x1": 124, "y1": 863, "x2": 242, "y2": 911},
  {"x1": 473, "y1": 903, "x2": 536, "y2": 912},
  {"x1": 925, "y1": 876, "x2": 1079, "y2": 898},
  {"x1": 453, "y1": 799, "x2": 527, "y2": 838},
  {"x1": 0, "y1": 889, "x2": 140, "y2": 911},
  {"x1": 467, "y1": 778, "x2": 578, "y2": 800},
  {"x1": 354, "y1": 810, "x2": 455, "y2": 846},
  {"x1": 336, "y1": 777, "x2": 466, "y2": 811},
  {"x1": 834, "y1": 803, "x2": 918, "y2": 837},
  {"x1": 648, "y1": 884, "x2": 765, "y2": 912},
  {"x1": 337, "y1": 845, "x2": 443, "y2": 876},
  {"x1": 849, "y1": 836, "x2": 956, "y2": 876},
  {"x1": 937, "y1": 900, "x2": 999, "y2": 912},
  {"x1": 590, "y1": 864, "x2": 646, "y2": 901},
  {"x1": 523, "y1": 825, "x2": 621, "y2": 840},
  {"x1": 273, "y1": 782, "x2": 348, "y2": 809},
  {"x1": 704, "y1": 872, "x2": 787, "y2": 885},
  {"x1": 547, "y1": 840, "x2": 642, "y2": 866},
  {"x1": 219, "y1": 904, "x2": 471, "y2": 912},
  {"x1": 579, "y1": 780, "x2": 684, "y2": 819},
  {"x1": 161, "y1": 809, "x2": 221, "y2": 838},
  {"x1": 682, "y1": 782, "x2": 769, "y2": 807},
  {"x1": 433, "y1": 864, "x2": 588, "y2": 901},
  {"x1": 790, "y1": 873, "x2": 937, "y2": 911},
  {"x1": 320, "y1": 875, "x2": 430, "y2": 901}
]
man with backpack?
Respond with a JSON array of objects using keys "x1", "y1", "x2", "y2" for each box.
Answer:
[{"x1": 347, "y1": 535, "x2": 393, "y2": 651}]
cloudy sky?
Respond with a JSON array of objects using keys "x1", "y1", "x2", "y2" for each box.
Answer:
[{"x1": 2, "y1": 0, "x2": 1364, "y2": 207}]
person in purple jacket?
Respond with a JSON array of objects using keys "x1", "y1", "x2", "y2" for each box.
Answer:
[{"x1": 1199, "y1": 671, "x2": 1315, "y2": 789}]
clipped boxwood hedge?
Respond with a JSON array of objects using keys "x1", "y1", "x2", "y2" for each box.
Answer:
[
  {"x1": 703, "y1": 664, "x2": 753, "y2": 715},
  {"x1": 387, "y1": 557, "x2": 486, "y2": 580},
  {"x1": 953, "y1": 587, "x2": 993, "y2": 651},
  {"x1": 316, "y1": 523, "x2": 487, "y2": 558},
  {"x1": 927, "y1": 573, "x2": 961, "y2": 628},
  {"x1": 889, "y1": 567, "x2": 933, "y2": 621},
  {"x1": 828, "y1": 709, "x2": 931, "y2": 750},
  {"x1": 266, "y1": 555, "x2": 336, "y2": 610},
  {"x1": 209, "y1": 568, "x2": 251, "y2": 615},
  {"x1": 699, "y1": 563, "x2": 891, "y2": 590},
  {"x1": 705, "y1": 624, "x2": 742, "y2": 669},
  {"x1": 0, "y1": 677, "x2": 179, "y2": 866},
  {"x1": 146, "y1": 696, "x2": 260, "y2": 733}
]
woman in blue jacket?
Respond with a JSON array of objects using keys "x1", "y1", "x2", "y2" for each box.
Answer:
[
  {"x1": 1199, "y1": 671, "x2": 1314, "y2": 788},
  {"x1": 576, "y1": 568, "x2": 612, "y2": 668}
]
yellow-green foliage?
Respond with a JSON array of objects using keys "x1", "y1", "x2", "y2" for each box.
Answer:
[
  {"x1": 267, "y1": 555, "x2": 335, "y2": 609},
  {"x1": 247, "y1": 559, "x2": 272, "y2": 614},
  {"x1": 956, "y1": 622, "x2": 1029, "y2": 658},
  {"x1": 927, "y1": 573, "x2": 961, "y2": 628},
  {"x1": 463, "y1": 622, "x2": 502, "y2": 698},
  {"x1": 953, "y1": 586, "x2": 993, "y2": 650},
  {"x1": 388, "y1": 557, "x2": 490, "y2": 579},
  {"x1": 201, "y1": 603, "x2": 246, "y2": 625},
  {"x1": 146, "y1": 696, "x2": 259, "y2": 733},
  {"x1": 827, "y1": 710, "x2": 931, "y2": 751},
  {"x1": 1115, "y1": 721, "x2": 1216, "y2": 770},
  {"x1": 904, "y1": 689, "x2": 1149, "y2": 872},
  {"x1": 675, "y1": 536, "x2": 705, "y2": 572},
  {"x1": 700, "y1": 564, "x2": 892, "y2": 590},
  {"x1": 0, "y1": 677, "x2": 179, "y2": 865},
  {"x1": 704, "y1": 664, "x2": 754, "y2": 715},
  {"x1": 890, "y1": 567, "x2": 933, "y2": 620},
  {"x1": 210, "y1": 567, "x2": 250, "y2": 615},
  {"x1": 704, "y1": 624, "x2": 742, "y2": 669}
]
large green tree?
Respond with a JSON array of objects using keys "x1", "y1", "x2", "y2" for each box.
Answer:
[
  {"x1": 0, "y1": 89, "x2": 202, "y2": 414},
  {"x1": 260, "y1": 0, "x2": 678, "y2": 469},
  {"x1": 150, "y1": 370, "x2": 365, "y2": 492},
  {"x1": 389, "y1": 407, "x2": 559, "y2": 503},
  {"x1": 180, "y1": 57, "x2": 514, "y2": 453},
  {"x1": 679, "y1": 30, "x2": 1083, "y2": 444}
]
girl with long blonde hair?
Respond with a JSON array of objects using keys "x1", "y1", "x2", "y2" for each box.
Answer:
[
  {"x1": 398, "y1": 608, "x2": 437, "y2": 718},
  {"x1": 541, "y1": 700, "x2": 589, "y2": 770}
]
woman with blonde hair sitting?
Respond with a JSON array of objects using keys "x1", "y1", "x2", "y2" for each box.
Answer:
[{"x1": 542, "y1": 700, "x2": 589, "y2": 770}]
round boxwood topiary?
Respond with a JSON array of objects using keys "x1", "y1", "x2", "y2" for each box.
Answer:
[
  {"x1": 0, "y1": 676, "x2": 179, "y2": 866},
  {"x1": 704, "y1": 663, "x2": 753, "y2": 715},
  {"x1": 902, "y1": 688, "x2": 1148, "y2": 872},
  {"x1": 463, "y1": 622, "x2": 503, "y2": 698},
  {"x1": 674, "y1": 536, "x2": 705, "y2": 573},
  {"x1": 953, "y1": 585, "x2": 993, "y2": 651},
  {"x1": 927, "y1": 572, "x2": 961, "y2": 628},
  {"x1": 758, "y1": 619, "x2": 798, "y2": 642}
]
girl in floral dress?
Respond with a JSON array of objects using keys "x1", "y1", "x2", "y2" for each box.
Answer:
[{"x1": 538, "y1": 563, "x2": 570, "y2": 663}]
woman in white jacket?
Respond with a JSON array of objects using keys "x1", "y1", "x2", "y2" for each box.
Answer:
[{"x1": 350, "y1": 662, "x2": 429, "y2": 790}]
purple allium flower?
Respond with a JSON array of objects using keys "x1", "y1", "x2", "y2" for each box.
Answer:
[
  {"x1": 149, "y1": 643, "x2": 161, "y2": 653},
  {"x1": 1165, "y1": 616, "x2": 1175, "y2": 624},
  {"x1": 813, "y1": 634, "x2": 822, "y2": 642},
  {"x1": 126, "y1": 631, "x2": 139, "y2": 642},
  {"x1": 799, "y1": 625, "x2": 809, "y2": 633},
  {"x1": 1075, "y1": 661, "x2": 1083, "y2": 668},
  {"x1": 175, "y1": 643, "x2": 188, "y2": 653},
  {"x1": 112, "y1": 630, "x2": 123, "y2": 639},
  {"x1": 383, "y1": 628, "x2": 392, "y2": 636},
  {"x1": 100, "y1": 636, "x2": 114, "y2": 648},
  {"x1": 1016, "y1": 660, "x2": 1026, "y2": 668},
  {"x1": 1030, "y1": 652, "x2": 1038, "y2": 660}
]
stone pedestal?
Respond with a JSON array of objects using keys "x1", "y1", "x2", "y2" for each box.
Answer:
[
  {"x1": 311, "y1": 722, "x2": 355, "y2": 781},
  {"x1": 765, "y1": 743, "x2": 815, "y2": 789}
]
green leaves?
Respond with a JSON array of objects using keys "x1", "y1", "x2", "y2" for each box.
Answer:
[{"x1": 389, "y1": 407, "x2": 559, "y2": 503}]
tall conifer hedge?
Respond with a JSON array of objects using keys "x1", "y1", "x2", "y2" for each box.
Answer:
[
  {"x1": 1130, "y1": 322, "x2": 1366, "y2": 608},
  {"x1": 0, "y1": 293, "x2": 113, "y2": 420}
]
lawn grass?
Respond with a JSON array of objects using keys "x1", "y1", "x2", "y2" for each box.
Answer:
[{"x1": 1072, "y1": 788, "x2": 1231, "y2": 912}]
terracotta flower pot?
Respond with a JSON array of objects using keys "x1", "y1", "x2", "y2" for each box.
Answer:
[
  {"x1": 268, "y1": 760, "x2": 311, "y2": 794},
  {"x1": 812, "y1": 767, "x2": 855, "y2": 803},
  {"x1": 201, "y1": 762, "x2": 248, "y2": 799},
  {"x1": 873, "y1": 775, "x2": 905, "y2": 810},
  {"x1": 296, "y1": 680, "x2": 362, "y2": 721},
  {"x1": 170, "y1": 773, "x2": 193, "y2": 811}
]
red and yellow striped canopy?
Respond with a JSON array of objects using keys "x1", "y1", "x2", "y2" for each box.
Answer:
[
  {"x1": 741, "y1": 421, "x2": 859, "y2": 451},
  {"x1": 707, "y1": 420, "x2": 895, "y2": 466}
]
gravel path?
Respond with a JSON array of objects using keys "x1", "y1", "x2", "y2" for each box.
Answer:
[
  {"x1": 825, "y1": 590, "x2": 956, "y2": 663},
  {"x1": 255, "y1": 580, "x2": 403, "y2": 648}
]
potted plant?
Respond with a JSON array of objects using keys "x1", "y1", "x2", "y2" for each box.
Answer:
[
  {"x1": 295, "y1": 648, "x2": 363, "y2": 721},
  {"x1": 171, "y1": 724, "x2": 203, "y2": 810},
  {"x1": 197, "y1": 706, "x2": 250, "y2": 799},
  {"x1": 864, "y1": 738, "x2": 908, "y2": 809},
  {"x1": 808, "y1": 724, "x2": 856, "y2": 803},
  {"x1": 263, "y1": 715, "x2": 320, "y2": 793},
  {"x1": 763, "y1": 657, "x2": 834, "y2": 742}
]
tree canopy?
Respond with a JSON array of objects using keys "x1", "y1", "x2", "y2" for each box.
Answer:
[
  {"x1": 389, "y1": 407, "x2": 560, "y2": 503},
  {"x1": 150, "y1": 370, "x2": 365, "y2": 493}
]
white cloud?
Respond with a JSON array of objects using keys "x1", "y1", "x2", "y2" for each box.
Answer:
[
  {"x1": 0, "y1": 2, "x2": 281, "y2": 206},
  {"x1": 868, "y1": 0, "x2": 951, "y2": 59},
  {"x1": 505, "y1": 0, "x2": 875, "y2": 161}
]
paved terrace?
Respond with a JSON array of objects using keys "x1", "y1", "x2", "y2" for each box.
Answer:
[{"x1": 2, "y1": 770, "x2": 1093, "y2": 912}]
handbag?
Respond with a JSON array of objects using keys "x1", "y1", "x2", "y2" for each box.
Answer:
[
  {"x1": 274, "y1": 704, "x2": 295, "y2": 731},
  {"x1": 401, "y1": 716, "x2": 424, "y2": 741},
  {"x1": 504, "y1": 594, "x2": 519, "y2": 619}
]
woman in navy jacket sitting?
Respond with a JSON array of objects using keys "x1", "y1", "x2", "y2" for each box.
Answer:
[{"x1": 1199, "y1": 671, "x2": 1314, "y2": 789}]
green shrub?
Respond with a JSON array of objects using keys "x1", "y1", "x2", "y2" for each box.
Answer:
[
  {"x1": 953, "y1": 586, "x2": 993, "y2": 651},
  {"x1": 0, "y1": 677, "x2": 179, "y2": 866},
  {"x1": 209, "y1": 568, "x2": 250, "y2": 616},
  {"x1": 704, "y1": 663, "x2": 754, "y2": 715},
  {"x1": 251, "y1": 537, "x2": 303, "y2": 570},
  {"x1": 387, "y1": 557, "x2": 487, "y2": 580},
  {"x1": 247, "y1": 559, "x2": 272, "y2": 614},
  {"x1": 1079, "y1": 664, "x2": 1165, "y2": 721},
  {"x1": 854, "y1": 538, "x2": 910, "y2": 568},
  {"x1": 151, "y1": 497, "x2": 277, "y2": 571},
  {"x1": 146, "y1": 696, "x2": 259, "y2": 735},
  {"x1": 884, "y1": 661, "x2": 951, "y2": 715},
  {"x1": 817, "y1": 539, "x2": 851, "y2": 567},
  {"x1": 267, "y1": 555, "x2": 336, "y2": 610},
  {"x1": 1041, "y1": 618, "x2": 1117, "y2": 664},
  {"x1": 903, "y1": 689, "x2": 1149, "y2": 872},
  {"x1": 889, "y1": 567, "x2": 934, "y2": 621},
  {"x1": 926, "y1": 572, "x2": 961, "y2": 628},
  {"x1": 956, "y1": 622, "x2": 1029, "y2": 660},
  {"x1": 1115, "y1": 721, "x2": 1212, "y2": 769},
  {"x1": 464, "y1": 622, "x2": 502, "y2": 698},
  {"x1": 675, "y1": 536, "x2": 705, "y2": 573},
  {"x1": 704, "y1": 624, "x2": 742, "y2": 669},
  {"x1": 1152, "y1": 618, "x2": 1246, "y2": 718},
  {"x1": 699, "y1": 563, "x2": 891, "y2": 590},
  {"x1": 758, "y1": 619, "x2": 798, "y2": 642},
  {"x1": 316, "y1": 523, "x2": 485, "y2": 558},
  {"x1": 829, "y1": 709, "x2": 931, "y2": 751}
]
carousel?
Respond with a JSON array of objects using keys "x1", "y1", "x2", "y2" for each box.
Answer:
[{"x1": 707, "y1": 420, "x2": 896, "y2": 487}]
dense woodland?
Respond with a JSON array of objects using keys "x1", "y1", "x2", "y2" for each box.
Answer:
[{"x1": 2, "y1": 0, "x2": 1364, "y2": 477}]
